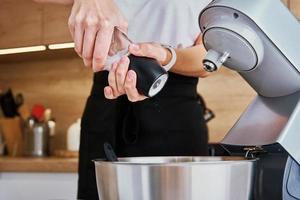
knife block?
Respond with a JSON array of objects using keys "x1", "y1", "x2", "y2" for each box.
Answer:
[{"x1": 0, "y1": 117, "x2": 23, "y2": 157}]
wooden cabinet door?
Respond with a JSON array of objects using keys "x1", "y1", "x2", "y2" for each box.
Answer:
[
  {"x1": 43, "y1": 4, "x2": 72, "y2": 44},
  {"x1": 0, "y1": 0, "x2": 72, "y2": 49},
  {"x1": 0, "y1": 0, "x2": 43, "y2": 49}
]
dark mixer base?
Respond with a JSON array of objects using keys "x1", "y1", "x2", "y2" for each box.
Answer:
[{"x1": 209, "y1": 143, "x2": 289, "y2": 200}]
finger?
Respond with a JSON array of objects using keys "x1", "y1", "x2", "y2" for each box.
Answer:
[
  {"x1": 116, "y1": 20, "x2": 128, "y2": 34},
  {"x1": 128, "y1": 43, "x2": 143, "y2": 57},
  {"x1": 68, "y1": 16, "x2": 75, "y2": 40},
  {"x1": 115, "y1": 56, "x2": 129, "y2": 94},
  {"x1": 129, "y1": 43, "x2": 167, "y2": 64},
  {"x1": 108, "y1": 49, "x2": 116, "y2": 56},
  {"x1": 93, "y1": 25, "x2": 114, "y2": 72},
  {"x1": 124, "y1": 70, "x2": 147, "y2": 102},
  {"x1": 82, "y1": 26, "x2": 97, "y2": 67},
  {"x1": 107, "y1": 63, "x2": 120, "y2": 97},
  {"x1": 104, "y1": 86, "x2": 117, "y2": 99},
  {"x1": 74, "y1": 16, "x2": 85, "y2": 57},
  {"x1": 68, "y1": 3, "x2": 79, "y2": 40},
  {"x1": 129, "y1": 43, "x2": 161, "y2": 60},
  {"x1": 115, "y1": 28, "x2": 130, "y2": 50}
]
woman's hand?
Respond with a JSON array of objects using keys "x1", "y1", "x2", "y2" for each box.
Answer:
[
  {"x1": 168, "y1": 34, "x2": 210, "y2": 78},
  {"x1": 68, "y1": 0, "x2": 128, "y2": 72},
  {"x1": 104, "y1": 43, "x2": 171, "y2": 102}
]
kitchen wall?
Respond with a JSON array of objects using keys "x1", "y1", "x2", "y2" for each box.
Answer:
[
  {"x1": 0, "y1": 54, "x2": 92, "y2": 150},
  {"x1": 0, "y1": 0, "x2": 299, "y2": 150}
]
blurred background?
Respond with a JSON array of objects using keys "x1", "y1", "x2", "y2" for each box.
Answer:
[
  {"x1": 0, "y1": 0, "x2": 298, "y2": 152},
  {"x1": 0, "y1": 0, "x2": 299, "y2": 199}
]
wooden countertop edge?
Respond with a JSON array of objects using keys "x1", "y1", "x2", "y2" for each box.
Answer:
[{"x1": 0, "y1": 157, "x2": 78, "y2": 173}]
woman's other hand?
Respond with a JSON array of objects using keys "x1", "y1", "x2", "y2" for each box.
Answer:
[
  {"x1": 104, "y1": 43, "x2": 171, "y2": 102},
  {"x1": 68, "y1": 0, "x2": 128, "y2": 72}
]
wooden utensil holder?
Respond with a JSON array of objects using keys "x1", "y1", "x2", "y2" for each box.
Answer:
[{"x1": 0, "y1": 117, "x2": 23, "y2": 157}]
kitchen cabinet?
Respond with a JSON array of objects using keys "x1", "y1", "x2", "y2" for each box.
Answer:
[
  {"x1": 0, "y1": 0, "x2": 72, "y2": 49},
  {"x1": 43, "y1": 4, "x2": 72, "y2": 44},
  {"x1": 0, "y1": 157, "x2": 78, "y2": 200},
  {"x1": 0, "y1": 0, "x2": 43, "y2": 49},
  {"x1": 0, "y1": 172, "x2": 77, "y2": 200},
  {"x1": 0, "y1": 0, "x2": 298, "y2": 49}
]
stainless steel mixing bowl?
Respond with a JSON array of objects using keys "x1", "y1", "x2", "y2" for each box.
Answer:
[{"x1": 94, "y1": 156, "x2": 256, "y2": 200}]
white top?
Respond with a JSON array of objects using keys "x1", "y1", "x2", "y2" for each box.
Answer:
[{"x1": 115, "y1": 0, "x2": 211, "y2": 48}]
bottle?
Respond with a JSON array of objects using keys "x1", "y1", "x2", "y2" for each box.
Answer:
[
  {"x1": 67, "y1": 119, "x2": 81, "y2": 151},
  {"x1": 44, "y1": 109, "x2": 56, "y2": 137},
  {"x1": 23, "y1": 117, "x2": 50, "y2": 157}
]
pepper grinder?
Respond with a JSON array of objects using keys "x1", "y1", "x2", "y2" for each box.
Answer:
[{"x1": 104, "y1": 28, "x2": 168, "y2": 97}]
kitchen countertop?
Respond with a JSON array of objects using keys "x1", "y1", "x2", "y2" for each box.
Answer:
[{"x1": 0, "y1": 157, "x2": 78, "y2": 173}]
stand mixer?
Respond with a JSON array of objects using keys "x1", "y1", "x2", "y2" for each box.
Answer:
[{"x1": 198, "y1": 0, "x2": 300, "y2": 199}]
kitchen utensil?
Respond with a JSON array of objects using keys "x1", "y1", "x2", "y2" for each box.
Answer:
[
  {"x1": 198, "y1": 0, "x2": 300, "y2": 199},
  {"x1": 128, "y1": 55, "x2": 168, "y2": 97},
  {"x1": 67, "y1": 119, "x2": 80, "y2": 151},
  {"x1": 0, "y1": 88, "x2": 18, "y2": 118},
  {"x1": 18, "y1": 103, "x2": 31, "y2": 121},
  {"x1": 31, "y1": 104, "x2": 45, "y2": 122},
  {"x1": 103, "y1": 142, "x2": 118, "y2": 162},
  {"x1": 219, "y1": 144, "x2": 289, "y2": 200},
  {"x1": 43, "y1": 108, "x2": 51, "y2": 121},
  {"x1": 197, "y1": 94, "x2": 215, "y2": 123},
  {"x1": 0, "y1": 117, "x2": 23, "y2": 156},
  {"x1": 23, "y1": 118, "x2": 50, "y2": 157},
  {"x1": 15, "y1": 93, "x2": 24, "y2": 108},
  {"x1": 105, "y1": 28, "x2": 168, "y2": 97},
  {"x1": 43, "y1": 108, "x2": 56, "y2": 137},
  {"x1": 48, "y1": 120, "x2": 56, "y2": 137},
  {"x1": 94, "y1": 156, "x2": 256, "y2": 200}
]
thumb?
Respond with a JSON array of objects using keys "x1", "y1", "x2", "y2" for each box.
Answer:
[
  {"x1": 128, "y1": 43, "x2": 144, "y2": 57},
  {"x1": 129, "y1": 43, "x2": 167, "y2": 64}
]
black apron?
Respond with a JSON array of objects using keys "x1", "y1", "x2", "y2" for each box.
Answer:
[{"x1": 77, "y1": 71, "x2": 209, "y2": 200}]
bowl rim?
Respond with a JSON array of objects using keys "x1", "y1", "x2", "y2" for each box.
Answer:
[{"x1": 93, "y1": 156, "x2": 257, "y2": 166}]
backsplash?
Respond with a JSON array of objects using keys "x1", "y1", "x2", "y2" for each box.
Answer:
[{"x1": 0, "y1": 55, "x2": 92, "y2": 150}]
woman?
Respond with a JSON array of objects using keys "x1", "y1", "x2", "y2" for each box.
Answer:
[
  {"x1": 79, "y1": 1, "x2": 212, "y2": 199},
  {"x1": 34, "y1": 0, "x2": 212, "y2": 199}
]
